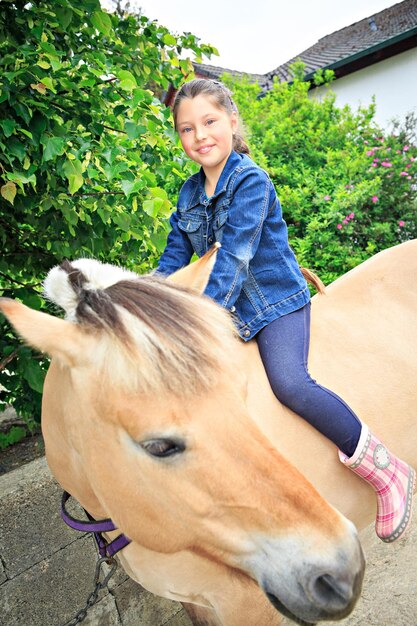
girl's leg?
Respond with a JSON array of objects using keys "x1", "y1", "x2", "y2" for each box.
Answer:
[
  {"x1": 257, "y1": 302, "x2": 361, "y2": 457},
  {"x1": 257, "y1": 302, "x2": 415, "y2": 543}
]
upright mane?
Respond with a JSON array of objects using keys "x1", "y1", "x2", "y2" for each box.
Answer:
[{"x1": 43, "y1": 259, "x2": 237, "y2": 395}]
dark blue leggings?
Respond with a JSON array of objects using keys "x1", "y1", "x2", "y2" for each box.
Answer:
[{"x1": 257, "y1": 303, "x2": 362, "y2": 457}]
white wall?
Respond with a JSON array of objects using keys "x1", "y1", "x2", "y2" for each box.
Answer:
[{"x1": 310, "y1": 47, "x2": 417, "y2": 129}]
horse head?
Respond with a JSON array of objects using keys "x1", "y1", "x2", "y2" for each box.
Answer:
[{"x1": 0, "y1": 248, "x2": 365, "y2": 625}]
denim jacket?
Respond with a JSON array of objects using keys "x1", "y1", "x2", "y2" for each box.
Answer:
[{"x1": 157, "y1": 151, "x2": 310, "y2": 340}]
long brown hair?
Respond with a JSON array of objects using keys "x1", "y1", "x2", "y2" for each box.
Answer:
[{"x1": 172, "y1": 78, "x2": 250, "y2": 154}]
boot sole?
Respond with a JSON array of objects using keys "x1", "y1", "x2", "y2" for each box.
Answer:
[{"x1": 379, "y1": 466, "x2": 416, "y2": 543}]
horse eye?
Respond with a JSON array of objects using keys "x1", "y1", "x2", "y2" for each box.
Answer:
[{"x1": 140, "y1": 438, "x2": 185, "y2": 458}]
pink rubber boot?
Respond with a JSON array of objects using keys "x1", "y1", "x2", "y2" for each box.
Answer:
[{"x1": 339, "y1": 424, "x2": 416, "y2": 543}]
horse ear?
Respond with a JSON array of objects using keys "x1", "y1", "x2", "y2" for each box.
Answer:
[
  {"x1": 166, "y1": 243, "x2": 220, "y2": 294},
  {"x1": 0, "y1": 298, "x2": 91, "y2": 366}
]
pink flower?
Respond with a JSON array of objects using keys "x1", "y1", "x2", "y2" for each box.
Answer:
[
  {"x1": 343, "y1": 218, "x2": 348, "y2": 224},
  {"x1": 366, "y1": 150, "x2": 375, "y2": 156},
  {"x1": 403, "y1": 145, "x2": 409, "y2": 151},
  {"x1": 371, "y1": 163, "x2": 378, "y2": 167},
  {"x1": 324, "y1": 195, "x2": 331, "y2": 201},
  {"x1": 398, "y1": 220, "x2": 405, "y2": 227},
  {"x1": 337, "y1": 223, "x2": 342, "y2": 230},
  {"x1": 372, "y1": 195, "x2": 378, "y2": 203},
  {"x1": 381, "y1": 161, "x2": 392, "y2": 167},
  {"x1": 396, "y1": 150, "x2": 401, "y2": 154},
  {"x1": 349, "y1": 212, "x2": 355, "y2": 219},
  {"x1": 364, "y1": 140, "x2": 369, "y2": 144},
  {"x1": 400, "y1": 171, "x2": 408, "y2": 176}
]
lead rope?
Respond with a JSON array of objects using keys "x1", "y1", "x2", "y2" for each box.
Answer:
[{"x1": 65, "y1": 556, "x2": 118, "y2": 626}]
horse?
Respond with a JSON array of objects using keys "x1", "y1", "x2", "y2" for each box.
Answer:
[{"x1": 1, "y1": 239, "x2": 416, "y2": 626}]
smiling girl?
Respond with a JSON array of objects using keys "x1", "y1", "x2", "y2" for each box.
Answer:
[{"x1": 157, "y1": 78, "x2": 415, "y2": 543}]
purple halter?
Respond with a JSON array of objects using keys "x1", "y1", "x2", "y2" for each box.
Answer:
[{"x1": 61, "y1": 491, "x2": 131, "y2": 558}]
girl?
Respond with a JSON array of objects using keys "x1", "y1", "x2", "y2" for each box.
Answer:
[{"x1": 156, "y1": 78, "x2": 415, "y2": 543}]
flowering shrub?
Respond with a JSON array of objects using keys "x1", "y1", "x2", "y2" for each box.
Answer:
[{"x1": 226, "y1": 67, "x2": 417, "y2": 286}]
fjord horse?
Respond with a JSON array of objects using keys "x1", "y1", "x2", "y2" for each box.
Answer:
[{"x1": 1, "y1": 240, "x2": 416, "y2": 625}]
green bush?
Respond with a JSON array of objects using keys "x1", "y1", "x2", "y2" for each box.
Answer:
[
  {"x1": 0, "y1": 0, "x2": 215, "y2": 424},
  {"x1": 226, "y1": 66, "x2": 417, "y2": 285},
  {"x1": 0, "y1": 425, "x2": 27, "y2": 450}
]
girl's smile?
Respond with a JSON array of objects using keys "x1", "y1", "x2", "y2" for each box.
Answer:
[{"x1": 197, "y1": 145, "x2": 214, "y2": 154}]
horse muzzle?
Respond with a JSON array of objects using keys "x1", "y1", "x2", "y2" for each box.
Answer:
[
  {"x1": 244, "y1": 522, "x2": 365, "y2": 624},
  {"x1": 264, "y1": 561, "x2": 365, "y2": 625}
]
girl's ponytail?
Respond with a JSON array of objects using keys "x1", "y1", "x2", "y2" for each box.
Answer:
[{"x1": 233, "y1": 131, "x2": 250, "y2": 155}]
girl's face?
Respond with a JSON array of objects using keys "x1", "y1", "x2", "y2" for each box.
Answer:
[{"x1": 176, "y1": 94, "x2": 238, "y2": 181}]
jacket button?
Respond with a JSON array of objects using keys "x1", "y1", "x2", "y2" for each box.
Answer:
[
  {"x1": 208, "y1": 236, "x2": 214, "y2": 244},
  {"x1": 243, "y1": 330, "x2": 251, "y2": 338},
  {"x1": 230, "y1": 306, "x2": 236, "y2": 313}
]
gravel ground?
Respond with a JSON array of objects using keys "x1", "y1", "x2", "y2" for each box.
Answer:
[{"x1": 0, "y1": 407, "x2": 43, "y2": 475}]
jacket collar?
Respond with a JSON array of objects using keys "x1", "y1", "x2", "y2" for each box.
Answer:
[{"x1": 188, "y1": 151, "x2": 251, "y2": 208}]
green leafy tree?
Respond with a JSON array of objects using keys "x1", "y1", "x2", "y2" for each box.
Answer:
[
  {"x1": 0, "y1": 0, "x2": 216, "y2": 424},
  {"x1": 227, "y1": 66, "x2": 417, "y2": 284}
]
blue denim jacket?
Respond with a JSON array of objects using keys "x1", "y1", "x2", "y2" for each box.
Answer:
[{"x1": 157, "y1": 151, "x2": 310, "y2": 340}]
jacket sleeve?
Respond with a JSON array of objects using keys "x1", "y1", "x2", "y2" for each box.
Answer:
[
  {"x1": 155, "y1": 209, "x2": 194, "y2": 277},
  {"x1": 204, "y1": 167, "x2": 271, "y2": 308}
]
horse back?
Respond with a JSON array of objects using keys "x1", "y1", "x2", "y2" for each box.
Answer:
[{"x1": 243, "y1": 241, "x2": 417, "y2": 528}]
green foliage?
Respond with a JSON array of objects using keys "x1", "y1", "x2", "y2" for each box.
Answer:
[
  {"x1": 226, "y1": 71, "x2": 417, "y2": 285},
  {"x1": 0, "y1": 425, "x2": 27, "y2": 450},
  {"x1": 0, "y1": 0, "x2": 216, "y2": 421}
]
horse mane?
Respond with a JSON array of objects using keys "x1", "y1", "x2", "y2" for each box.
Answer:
[{"x1": 43, "y1": 259, "x2": 237, "y2": 395}]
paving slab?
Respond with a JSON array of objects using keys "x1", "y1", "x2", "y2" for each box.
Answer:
[
  {"x1": 1, "y1": 535, "x2": 97, "y2": 626},
  {"x1": 0, "y1": 457, "x2": 76, "y2": 578}
]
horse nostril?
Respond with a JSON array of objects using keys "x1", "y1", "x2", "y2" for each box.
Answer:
[{"x1": 309, "y1": 574, "x2": 353, "y2": 611}]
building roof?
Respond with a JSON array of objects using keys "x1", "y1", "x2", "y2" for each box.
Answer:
[
  {"x1": 194, "y1": 0, "x2": 417, "y2": 91},
  {"x1": 194, "y1": 62, "x2": 268, "y2": 87},
  {"x1": 163, "y1": 62, "x2": 267, "y2": 106},
  {"x1": 265, "y1": 0, "x2": 417, "y2": 87}
]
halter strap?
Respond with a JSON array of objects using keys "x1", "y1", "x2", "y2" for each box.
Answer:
[{"x1": 61, "y1": 491, "x2": 131, "y2": 558}]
